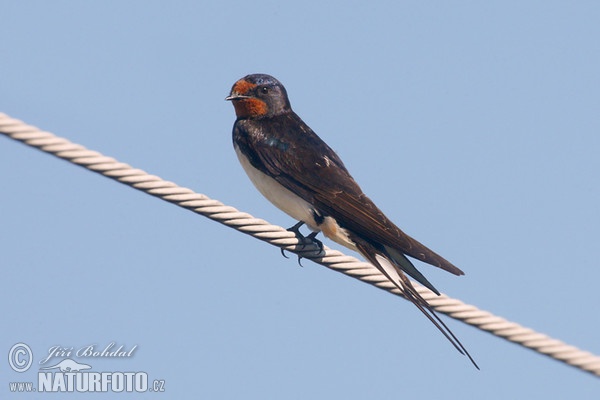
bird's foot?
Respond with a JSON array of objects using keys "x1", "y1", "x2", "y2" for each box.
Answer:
[
  {"x1": 280, "y1": 221, "x2": 323, "y2": 266},
  {"x1": 305, "y1": 231, "x2": 324, "y2": 253}
]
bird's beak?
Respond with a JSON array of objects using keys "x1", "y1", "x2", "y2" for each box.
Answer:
[{"x1": 225, "y1": 93, "x2": 252, "y2": 101}]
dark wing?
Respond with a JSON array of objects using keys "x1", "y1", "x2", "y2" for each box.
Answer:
[
  {"x1": 314, "y1": 189, "x2": 464, "y2": 276},
  {"x1": 234, "y1": 112, "x2": 463, "y2": 276}
]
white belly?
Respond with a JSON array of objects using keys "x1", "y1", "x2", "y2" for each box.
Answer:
[
  {"x1": 235, "y1": 145, "x2": 318, "y2": 229},
  {"x1": 235, "y1": 145, "x2": 358, "y2": 251}
]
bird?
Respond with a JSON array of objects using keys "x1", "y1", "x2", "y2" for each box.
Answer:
[{"x1": 226, "y1": 73, "x2": 478, "y2": 368}]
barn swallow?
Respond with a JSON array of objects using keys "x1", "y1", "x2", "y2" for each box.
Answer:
[{"x1": 227, "y1": 74, "x2": 477, "y2": 368}]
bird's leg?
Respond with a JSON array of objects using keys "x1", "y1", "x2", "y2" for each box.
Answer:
[
  {"x1": 288, "y1": 221, "x2": 323, "y2": 250},
  {"x1": 280, "y1": 221, "x2": 323, "y2": 265},
  {"x1": 280, "y1": 221, "x2": 306, "y2": 258},
  {"x1": 294, "y1": 230, "x2": 323, "y2": 267},
  {"x1": 306, "y1": 231, "x2": 323, "y2": 253},
  {"x1": 288, "y1": 220, "x2": 305, "y2": 235}
]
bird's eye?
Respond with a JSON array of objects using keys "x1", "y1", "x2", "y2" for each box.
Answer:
[{"x1": 261, "y1": 86, "x2": 269, "y2": 94}]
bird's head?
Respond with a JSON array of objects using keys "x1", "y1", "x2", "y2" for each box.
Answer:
[{"x1": 226, "y1": 74, "x2": 291, "y2": 119}]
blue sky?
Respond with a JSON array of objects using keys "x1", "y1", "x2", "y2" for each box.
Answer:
[{"x1": 1, "y1": 1, "x2": 599, "y2": 398}]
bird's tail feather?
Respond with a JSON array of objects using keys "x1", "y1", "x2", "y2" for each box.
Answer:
[
  {"x1": 355, "y1": 241, "x2": 479, "y2": 369},
  {"x1": 383, "y1": 245, "x2": 440, "y2": 295}
]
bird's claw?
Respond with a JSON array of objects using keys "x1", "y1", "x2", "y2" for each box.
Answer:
[
  {"x1": 280, "y1": 221, "x2": 323, "y2": 266},
  {"x1": 305, "y1": 231, "x2": 324, "y2": 253}
]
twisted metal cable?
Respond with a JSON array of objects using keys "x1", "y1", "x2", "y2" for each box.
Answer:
[{"x1": 1, "y1": 112, "x2": 599, "y2": 377}]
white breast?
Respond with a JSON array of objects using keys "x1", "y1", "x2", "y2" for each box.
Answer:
[{"x1": 235, "y1": 145, "x2": 319, "y2": 230}]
